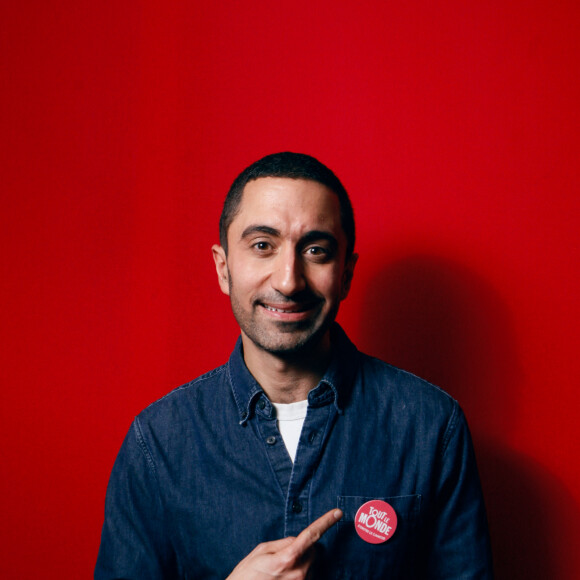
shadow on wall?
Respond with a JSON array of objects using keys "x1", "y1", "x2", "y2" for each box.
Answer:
[{"x1": 357, "y1": 254, "x2": 580, "y2": 579}]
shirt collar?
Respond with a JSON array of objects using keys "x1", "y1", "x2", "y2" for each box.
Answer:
[{"x1": 228, "y1": 323, "x2": 359, "y2": 425}]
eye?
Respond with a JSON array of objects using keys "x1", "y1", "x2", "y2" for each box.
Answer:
[
  {"x1": 252, "y1": 241, "x2": 272, "y2": 253},
  {"x1": 304, "y1": 245, "x2": 331, "y2": 260}
]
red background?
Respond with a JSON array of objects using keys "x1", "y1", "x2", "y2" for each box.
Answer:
[{"x1": 1, "y1": 1, "x2": 579, "y2": 577}]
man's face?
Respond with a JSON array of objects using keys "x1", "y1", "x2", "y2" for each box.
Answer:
[{"x1": 212, "y1": 177, "x2": 357, "y2": 357}]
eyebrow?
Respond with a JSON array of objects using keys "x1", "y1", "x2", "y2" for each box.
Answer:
[
  {"x1": 299, "y1": 230, "x2": 339, "y2": 249},
  {"x1": 240, "y1": 225, "x2": 280, "y2": 240},
  {"x1": 240, "y1": 225, "x2": 338, "y2": 248}
]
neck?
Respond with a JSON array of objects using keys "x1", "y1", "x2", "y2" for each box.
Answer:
[{"x1": 241, "y1": 333, "x2": 333, "y2": 403}]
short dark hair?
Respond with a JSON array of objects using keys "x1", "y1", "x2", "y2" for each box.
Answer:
[{"x1": 219, "y1": 152, "x2": 355, "y2": 257}]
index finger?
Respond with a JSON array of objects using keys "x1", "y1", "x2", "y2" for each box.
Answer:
[{"x1": 289, "y1": 509, "x2": 343, "y2": 556}]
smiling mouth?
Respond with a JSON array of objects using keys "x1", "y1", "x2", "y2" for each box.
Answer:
[
  {"x1": 259, "y1": 301, "x2": 320, "y2": 317},
  {"x1": 263, "y1": 305, "x2": 307, "y2": 313}
]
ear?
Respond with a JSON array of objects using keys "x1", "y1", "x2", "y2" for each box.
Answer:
[
  {"x1": 212, "y1": 244, "x2": 230, "y2": 296},
  {"x1": 340, "y1": 253, "x2": 358, "y2": 300}
]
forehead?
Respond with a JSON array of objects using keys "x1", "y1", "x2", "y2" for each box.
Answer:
[{"x1": 232, "y1": 177, "x2": 343, "y2": 233}]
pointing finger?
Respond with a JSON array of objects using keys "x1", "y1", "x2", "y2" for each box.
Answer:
[{"x1": 288, "y1": 509, "x2": 343, "y2": 557}]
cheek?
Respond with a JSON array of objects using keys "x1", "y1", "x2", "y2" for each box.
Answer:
[
  {"x1": 309, "y1": 267, "x2": 345, "y2": 298},
  {"x1": 229, "y1": 264, "x2": 263, "y2": 297}
]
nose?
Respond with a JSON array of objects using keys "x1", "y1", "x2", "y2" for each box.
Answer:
[{"x1": 270, "y1": 247, "x2": 306, "y2": 297}]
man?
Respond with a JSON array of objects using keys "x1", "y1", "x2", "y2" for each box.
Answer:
[{"x1": 96, "y1": 152, "x2": 492, "y2": 578}]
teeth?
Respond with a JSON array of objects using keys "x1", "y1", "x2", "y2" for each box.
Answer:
[{"x1": 265, "y1": 305, "x2": 294, "y2": 313}]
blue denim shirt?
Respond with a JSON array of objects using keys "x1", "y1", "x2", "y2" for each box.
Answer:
[{"x1": 96, "y1": 325, "x2": 492, "y2": 579}]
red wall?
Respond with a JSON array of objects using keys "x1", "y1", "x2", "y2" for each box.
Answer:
[{"x1": 1, "y1": 1, "x2": 579, "y2": 577}]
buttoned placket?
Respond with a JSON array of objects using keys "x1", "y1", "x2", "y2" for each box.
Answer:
[{"x1": 252, "y1": 387, "x2": 339, "y2": 538}]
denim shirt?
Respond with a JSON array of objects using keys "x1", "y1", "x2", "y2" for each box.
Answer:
[{"x1": 95, "y1": 325, "x2": 492, "y2": 579}]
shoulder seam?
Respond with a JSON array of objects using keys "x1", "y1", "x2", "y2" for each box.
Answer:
[
  {"x1": 440, "y1": 402, "x2": 461, "y2": 458},
  {"x1": 133, "y1": 415, "x2": 158, "y2": 477},
  {"x1": 363, "y1": 353, "x2": 458, "y2": 403},
  {"x1": 140, "y1": 364, "x2": 227, "y2": 414}
]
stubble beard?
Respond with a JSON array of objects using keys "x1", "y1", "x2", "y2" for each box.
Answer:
[{"x1": 228, "y1": 278, "x2": 338, "y2": 358}]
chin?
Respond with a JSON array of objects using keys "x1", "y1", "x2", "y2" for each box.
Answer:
[{"x1": 252, "y1": 322, "x2": 333, "y2": 357}]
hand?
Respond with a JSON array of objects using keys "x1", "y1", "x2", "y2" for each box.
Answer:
[{"x1": 226, "y1": 508, "x2": 343, "y2": 579}]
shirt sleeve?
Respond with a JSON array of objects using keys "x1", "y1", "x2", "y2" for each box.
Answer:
[
  {"x1": 95, "y1": 418, "x2": 177, "y2": 579},
  {"x1": 426, "y1": 404, "x2": 494, "y2": 579}
]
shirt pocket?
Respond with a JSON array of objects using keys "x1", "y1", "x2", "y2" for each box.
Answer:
[{"x1": 332, "y1": 494, "x2": 422, "y2": 578}]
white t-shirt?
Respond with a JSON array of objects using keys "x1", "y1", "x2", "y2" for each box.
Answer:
[{"x1": 271, "y1": 399, "x2": 308, "y2": 462}]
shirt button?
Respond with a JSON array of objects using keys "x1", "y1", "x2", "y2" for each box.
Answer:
[
  {"x1": 308, "y1": 431, "x2": 317, "y2": 443},
  {"x1": 266, "y1": 435, "x2": 277, "y2": 445},
  {"x1": 292, "y1": 501, "x2": 303, "y2": 513},
  {"x1": 257, "y1": 399, "x2": 266, "y2": 410}
]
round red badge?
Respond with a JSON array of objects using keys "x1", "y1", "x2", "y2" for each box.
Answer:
[{"x1": 354, "y1": 499, "x2": 398, "y2": 544}]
